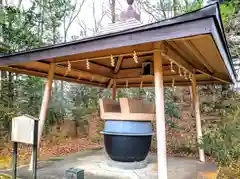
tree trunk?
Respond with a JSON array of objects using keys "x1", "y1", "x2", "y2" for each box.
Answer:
[
  {"x1": 110, "y1": 0, "x2": 116, "y2": 23},
  {"x1": 60, "y1": 81, "x2": 64, "y2": 120}
]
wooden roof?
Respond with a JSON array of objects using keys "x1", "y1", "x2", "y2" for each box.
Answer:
[{"x1": 0, "y1": 3, "x2": 236, "y2": 88}]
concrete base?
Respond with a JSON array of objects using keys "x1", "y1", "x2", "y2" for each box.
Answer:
[
  {"x1": 75, "y1": 150, "x2": 217, "y2": 179},
  {"x1": 107, "y1": 158, "x2": 147, "y2": 170},
  {"x1": 1, "y1": 149, "x2": 217, "y2": 179}
]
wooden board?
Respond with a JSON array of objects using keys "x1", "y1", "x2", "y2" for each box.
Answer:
[{"x1": 100, "y1": 112, "x2": 155, "y2": 121}]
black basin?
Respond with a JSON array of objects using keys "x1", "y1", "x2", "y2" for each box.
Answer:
[{"x1": 104, "y1": 134, "x2": 152, "y2": 162}]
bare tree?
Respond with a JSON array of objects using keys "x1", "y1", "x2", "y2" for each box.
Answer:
[
  {"x1": 139, "y1": 0, "x2": 202, "y2": 22},
  {"x1": 77, "y1": 0, "x2": 108, "y2": 36},
  {"x1": 109, "y1": 0, "x2": 116, "y2": 23},
  {"x1": 63, "y1": 0, "x2": 86, "y2": 42}
]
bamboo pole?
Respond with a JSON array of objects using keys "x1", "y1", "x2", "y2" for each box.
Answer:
[
  {"x1": 29, "y1": 63, "x2": 56, "y2": 170},
  {"x1": 191, "y1": 73, "x2": 205, "y2": 162},
  {"x1": 154, "y1": 49, "x2": 168, "y2": 179}
]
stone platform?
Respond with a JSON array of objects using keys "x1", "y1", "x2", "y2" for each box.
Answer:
[
  {"x1": 76, "y1": 150, "x2": 217, "y2": 179},
  {"x1": 0, "y1": 149, "x2": 217, "y2": 179}
]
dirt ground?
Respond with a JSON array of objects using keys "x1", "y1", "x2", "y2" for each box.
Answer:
[{"x1": 0, "y1": 136, "x2": 103, "y2": 170}]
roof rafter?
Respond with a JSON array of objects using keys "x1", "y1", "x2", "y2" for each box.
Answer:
[
  {"x1": 182, "y1": 40, "x2": 214, "y2": 73},
  {"x1": 163, "y1": 42, "x2": 230, "y2": 83}
]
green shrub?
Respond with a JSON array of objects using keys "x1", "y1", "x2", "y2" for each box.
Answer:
[{"x1": 200, "y1": 106, "x2": 240, "y2": 165}]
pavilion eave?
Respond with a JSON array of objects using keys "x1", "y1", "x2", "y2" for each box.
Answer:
[{"x1": 0, "y1": 3, "x2": 236, "y2": 86}]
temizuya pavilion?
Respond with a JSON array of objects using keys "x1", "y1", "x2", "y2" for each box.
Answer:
[{"x1": 0, "y1": 1, "x2": 236, "y2": 179}]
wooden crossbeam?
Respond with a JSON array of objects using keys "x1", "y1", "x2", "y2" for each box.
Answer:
[
  {"x1": 56, "y1": 50, "x2": 154, "y2": 64},
  {"x1": 115, "y1": 80, "x2": 222, "y2": 88},
  {"x1": 107, "y1": 79, "x2": 114, "y2": 88},
  {"x1": 162, "y1": 43, "x2": 194, "y2": 73},
  {"x1": 89, "y1": 61, "x2": 112, "y2": 70},
  {"x1": 107, "y1": 56, "x2": 124, "y2": 88},
  {"x1": 57, "y1": 64, "x2": 112, "y2": 80},
  {"x1": 115, "y1": 73, "x2": 207, "y2": 82},
  {"x1": 0, "y1": 66, "x2": 106, "y2": 87},
  {"x1": 116, "y1": 65, "x2": 180, "y2": 79},
  {"x1": 114, "y1": 56, "x2": 124, "y2": 74}
]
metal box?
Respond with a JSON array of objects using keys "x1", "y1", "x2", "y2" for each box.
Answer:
[
  {"x1": 11, "y1": 114, "x2": 39, "y2": 144},
  {"x1": 66, "y1": 168, "x2": 84, "y2": 179}
]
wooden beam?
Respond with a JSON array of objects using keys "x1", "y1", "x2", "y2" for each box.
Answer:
[
  {"x1": 164, "y1": 42, "x2": 230, "y2": 84},
  {"x1": 191, "y1": 73, "x2": 205, "y2": 162},
  {"x1": 57, "y1": 64, "x2": 112, "y2": 79},
  {"x1": 115, "y1": 80, "x2": 224, "y2": 88},
  {"x1": 107, "y1": 79, "x2": 114, "y2": 88},
  {"x1": 196, "y1": 69, "x2": 230, "y2": 84},
  {"x1": 0, "y1": 66, "x2": 47, "y2": 78},
  {"x1": 55, "y1": 74, "x2": 106, "y2": 87},
  {"x1": 10, "y1": 61, "x2": 112, "y2": 80},
  {"x1": 30, "y1": 63, "x2": 55, "y2": 170},
  {"x1": 116, "y1": 68, "x2": 142, "y2": 79},
  {"x1": 100, "y1": 113, "x2": 155, "y2": 121},
  {"x1": 166, "y1": 40, "x2": 208, "y2": 72},
  {"x1": 173, "y1": 34, "x2": 210, "y2": 41},
  {"x1": 115, "y1": 75, "x2": 154, "y2": 82},
  {"x1": 114, "y1": 56, "x2": 124, "y2": 73},
  {"x1": 0, "y1": 66, "x2": 106, "y2": 87},
  {"x1": 107, "y1": 55, "x2": 124, "y2": 89},
  {"x1": 89, "y1": 61, "x2": 112, "y2": 70},
  {"x1": 154, "y1": 44, "x2": 168, "y2": 179},
  {"x1": 182, "y1": 40, "x2": 214, "y2": 73},
  {"x1": 115, "y1": 73, "x2": 209, "y2": 82},
  {"x1": 116, "y1": 65, "x2": 175, "y2": 79},
  {"x1": 57, "y1": 51, "x2": 154, "y2": 64},
  {"x1": 161, "y1": 45, "x2": 193, "y2": 73},
  {"x1": 112, "y1": 80, "x2": 116, "y2": 100}
]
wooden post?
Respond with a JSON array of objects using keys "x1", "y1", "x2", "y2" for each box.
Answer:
[
  {"x1": 154, "y1": 48, "x2": 168, "y2": 179},
  {"x1": 112, "y1": 80, "x2": 116, "y2": 100},
  {"x1": 29, "y1": 63, "x2": 55, "y2": 170},
  {"x1": 191, "y1": 73, "x2": 205, "y2": 162}
]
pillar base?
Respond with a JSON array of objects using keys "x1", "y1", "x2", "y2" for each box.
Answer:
[{"x1": 106, "y1": 158, "x2": 148, "y2": 170}]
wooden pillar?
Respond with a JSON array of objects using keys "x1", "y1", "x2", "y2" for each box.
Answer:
[
  {"x1": 112, "y1": 80, "x2": 116, "y2": 100},
  {"x1": 191, "y1": 73, "x2": 205, "y2": 162},
  {"x1": 29, "y1": 63, "x2": 55, "y2": 169},
  {"x1": 154, "y1": 49, "x2": 168, "y2": 179}
]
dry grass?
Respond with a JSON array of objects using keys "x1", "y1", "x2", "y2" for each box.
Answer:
[{"x1": 217, "y1": 162, "x2": 240, "y2": 179}]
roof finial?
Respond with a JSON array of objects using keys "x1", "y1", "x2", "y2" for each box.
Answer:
[
  {"x1": 120, "y1": 0, "x2": 140, "y2": 21},
  {"x1": 127, "y1": 0, "x2": 134, "y2": 5}
]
